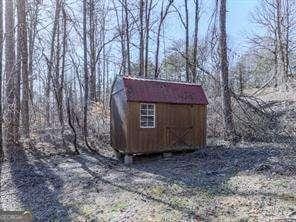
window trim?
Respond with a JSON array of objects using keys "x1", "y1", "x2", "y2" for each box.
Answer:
[{"x1": 140, "y1": 103, "x2": 156, "y2": 128}]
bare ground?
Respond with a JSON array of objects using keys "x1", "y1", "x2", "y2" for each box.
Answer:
[{"x1": 1, "y1": 136, "x2": 296, "y2": 221}]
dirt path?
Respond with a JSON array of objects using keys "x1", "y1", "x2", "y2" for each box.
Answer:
[{"x1": 1, "y1": 143, "x2": 296, "y2": 221}]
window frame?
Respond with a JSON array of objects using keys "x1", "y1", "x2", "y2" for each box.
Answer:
[{"x1": 139, "y1": 103, "x2": 156, "y2": 129}]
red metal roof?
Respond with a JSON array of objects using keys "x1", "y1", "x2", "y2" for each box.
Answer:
[{"x1": 123, "y1": 77, "x2": 208, "y2": 105}]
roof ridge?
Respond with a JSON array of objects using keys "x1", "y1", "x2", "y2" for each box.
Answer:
[{"x1": 122, "y1": 75, "x2": 202, "y2": 86}]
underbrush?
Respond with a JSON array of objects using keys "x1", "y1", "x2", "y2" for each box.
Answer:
[{"x1": 207, "y1": 94, "x2": 296, "y2": 143}]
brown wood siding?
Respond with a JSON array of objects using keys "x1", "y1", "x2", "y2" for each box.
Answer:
[
  {"x1": 110, "y1": 77, "x2": 128, "y2": 153},
  {"x1": 126, "y1": 102, "x2": 207, "y2": 154}
]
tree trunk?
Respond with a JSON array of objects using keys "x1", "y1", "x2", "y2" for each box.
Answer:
[
  {"x1": 238, "y1": 62, "x2": 244, "y2": 95},
  {"x1": 124, "y1": 0, "x2": 131, "y2": 75},
  {"x1": 275, "y1": 0, "x2": 286, "y2": 90},
  {"x1": 139, "y1": 0, "x2": 144, "y2": 76},
  {"x1": 284, "y1": 0, "x2": 290, "y2": 78},
  {"x1": 0, "y1": 0, "x2": 3, "y2": 159},
  {"x1": 144, "y1": 0, "x2": 153, "y2": 77},
  {"x1": 15, "y1": 5, "x2": 21, "y2": 143},
  {"x1": 89, "y1": 0, "x2": 97, "y2": 102},
  {"x1": 46, "y1": 0, "x2": 61, "y2": 127},
  {"x1": 184, "y1": 0, "x2": 190, "y2": 82},
  {"x1": 18, "y1": 0, "x2": 30, "y2": 138},
  {"x1": 154, "y1": 0, "x2": 174, "y2": 78},
  {"x1": 28, "y1": 2, "x2": 40, "y2": 104},
  {"x1": 5, "y1": 0, "x2": 16, "y2": 146},
  {"x1": 83, "y1": 0, "x2": 91, "y2": 149},
  {"x1": 192, "y1": 0, "x2": 199, "y2": 83},
  {"x1": 219, "y1": 0, "x2": 236, "y2": 140}
]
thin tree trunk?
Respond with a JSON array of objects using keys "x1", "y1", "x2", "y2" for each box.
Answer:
[
  {"x1": 89, "y1": 0, "x2": 97, "y2": 101},
  {"x1": 18, "y1": 0, "x2": 30, "y2": 138},
  {"x1": 46, "y1": 0, "x2": 61, "y2": 127},
  {"x1": 284, "y1": 0, "x2": 290, "y2": 78},
  {"x1": 184, "y1": 0, "x2": 190, "y2": 82},
  {"x1": 28, "y1": 1, "x2": 40, "y2": 104},
  {"x1": 58, "y1": 4, "x2": 67, "y2": 139},
  {"x1": 144, "y1": 0, "x2": 153, "y2": 77},
  {"x1": 15, "y1": 6, "x2": 21, "y2": 143},
  {"x1": 67, "y1": 87, "x2": 79, "y2": 155},
  {"x1": 154, "y1": 0, "x2": 174, "y2": 78},
  {"x1": 124, "y1": 0, "x2": 131, "y2": 75},
  {"x1": 219, "y1": 0, "x2": 235, "y2": 140},
  {"x1": 238, "y1": 62, "x2": 244, "y2": 95},
  {"x1": 192, "y1": 0, "x2": 199, "y2": 83},
  {"x1": 0, "y1": 0, "x2": 3, "y2": 159},
  {"x1": 83, "y1": 0, "x2": 91, "y2": 150},
  {"x1": 273, "y1": 35, "x2": 278, "y2": 87},
  {"x1": 139, "y1": 0, "x2": 144, "y2": 76},
  {"x1": 275, "y1": 0, "x2": 286, "y2": 90},
  {"x1": 53, "y1": 8, "x2": 62, "y2": 130}
]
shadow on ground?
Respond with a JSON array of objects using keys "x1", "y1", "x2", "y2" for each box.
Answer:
[
  {"x1": 6, "y1": 144, "x2": 70, "y2": 220},
  {"x1": 2, "y1": 140, "x2": 295, "y2": 220}
]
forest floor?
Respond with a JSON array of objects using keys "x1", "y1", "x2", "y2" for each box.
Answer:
[
  {"x1": 0, "y1": 135, "x2": 296, "y2": 221},
  {"x1": 1, "y1": 88, "x2": 296, "y2": 221}
]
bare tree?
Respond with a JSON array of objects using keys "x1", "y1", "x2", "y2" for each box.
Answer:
[
  {"x1": 45, "y1": 0, "x2": 62, "y2": 127},
  {"x1": 83, "y1": 0, "x2": 91, "y2": 150},
  {"x1": 275, "y1": 0, "x2": 286, "y2": 90},
  {"x1": 184, "y1": 0, "x2": 189, "y2": 82},
  {"x1": 89, "y1": 0, "x2": 97, "y2": 102},
  {"x1": 28, "y1": 0, "x2": 41, "y2": 103},
  {"x1": 17, "y1": 0, "x2": 30, "y2": 138},
  {"x1": 0, "y1": 0, "x2": 3, "y2": 158},
  {"x1": 154, "y1": 0, "x2": 174, "y2": 78},
  {"x1": 139, "y1": 0, "x2": 144, "y2": 76},
  {"x1": 144, "y1": 0, "x2": 153, "y2": 77},
  {"x1": 192, "y1": 0, "x2": 200, "y2": 83},
  {"x1": 5, "y1": 0, "x2": 16, "y2": 146},
  {"x1": 250, "y1": 0, "x2": 296, "y2": 90},
  {"x1": 219, "y1": 0, "x2": 236, "y2": 140},
  {"x1": 123, "y1": 0, "x2": 131, "y2": 75}
]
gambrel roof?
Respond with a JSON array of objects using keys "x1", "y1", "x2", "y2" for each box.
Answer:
[{"x1": 122, "y1": 76, "x2": 208, "y2": 105}]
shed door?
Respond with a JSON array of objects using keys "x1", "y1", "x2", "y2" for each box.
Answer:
[{"x1": 165, "y1": 104, "x2": 194, "y2": 147}]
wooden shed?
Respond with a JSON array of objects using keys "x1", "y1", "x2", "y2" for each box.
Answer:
[{"x1": 110, "y1": 76, "x2": 208, "y2": 163}]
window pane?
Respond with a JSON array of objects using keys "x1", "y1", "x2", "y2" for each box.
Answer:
[
  {"x1": 147, "y1": 116, "x2": 154, "y2": 126},
  {"x1": 141, "y1": 121, "x2": 148, "y2": 127},
  {"x1": 141, "y1": 104, "x2": 148, "y2": 110},
  {"x1": 147, "y1": 116, "x2": 154, "y2": 121},
  {"x1": 141, "y1": 116, "x2": 148, "y2": 122},
  {"x1": 147, "y1": 104, "x2": 154, "y2": 109},
  {"x1": 148, "y1": 120, "x2": 154, "y2": 127},
  {"x1": 141, "y1": 109, "x2": 147, "y2": 115},
  {"x1": 148, "y1": 109, "x2": 154, "y2": 115}
]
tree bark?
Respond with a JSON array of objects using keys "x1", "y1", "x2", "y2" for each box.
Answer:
[
  {"x1": 124, "y1": 0, "x2": 131, "y2": 75},
  {"x1": 0, "y1": 0, "x2": 3, "y2": 158},
  {"x1": 192, "y1": 0, "x2": 199, "y2": 83},
  {"x1": 83, "y1": 0, "x2": 91, "y2": 149},
  {"x1": 89, "y1": 0, "x2": 97, "y2": 101},
  {"x1": 5, "y1": 0, "x2": 16, "y2": 146},
  {"x1": 219, "y1": 0, "x2": 236, "y2": 140},
  {"x1": 139, "y1": 0, "x2": 144, "y2": 76},
  {"x1": 184, "y1": 0, "x2": 190, "y2": 82},
  {"x1": 45, "y1": 0, "x2": 61, "y2": 127},
  {"x1": 275, "y1": 0, "x2": 286, "y2": 90},
  {"x1": 18, "y1": 0, "x2": 30, "y2": 138},
  {"x1": 28, "y1": 1, "x2": 40, "y2": 104},
  {"x1": 144, "y1": 0, "x2": 153, "y2": 77}
]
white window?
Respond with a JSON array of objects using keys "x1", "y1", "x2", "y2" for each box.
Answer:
[{"x1": 140, "y1": 103, "x2": 155, "y2": 128}]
